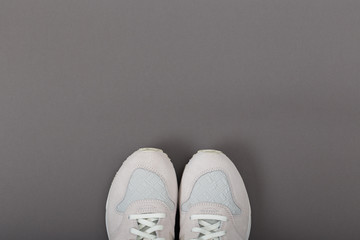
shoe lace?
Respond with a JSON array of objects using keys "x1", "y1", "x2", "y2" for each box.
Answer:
[
  {"x1": 190, "y1": 214, "x2": 227, "y2": 240},
  {"x1": 129, "y1": 213, "x2": 166, "y2": 240}
]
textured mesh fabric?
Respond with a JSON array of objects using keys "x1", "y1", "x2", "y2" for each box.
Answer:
[
  {"x1": 181, "y1": 170, "x2": 241, "y2": 214},
  {"x1": 117, "y1": 168, "x2": 175, "y2": 212}
]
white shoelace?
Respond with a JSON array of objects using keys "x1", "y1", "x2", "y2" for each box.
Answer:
[
  {"x1": 190, "y1": 214, "x2": 227, "y2": 240},
  {"x1": 129, "y1": 213, "x2": 166, "y2": 240}
]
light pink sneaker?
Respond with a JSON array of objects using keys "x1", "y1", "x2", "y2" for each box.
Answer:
[
  {"x1": 105, "y1": 148, "x2": 178, "y2": 240},
  {"x1": 179, "y1": 150, "x2": 251, "y2": 240}
]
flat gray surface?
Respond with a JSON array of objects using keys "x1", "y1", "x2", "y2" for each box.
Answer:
[{"x1": 1, "y1": 1, "x2": 360, "y2": 239}]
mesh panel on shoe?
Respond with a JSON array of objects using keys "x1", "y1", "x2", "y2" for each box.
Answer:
[
  {"x1": 181, "y1": 170, "x2": 241, "y2": 214},
  {"x1": 117, "y1": 168, "x2": 175, "y2": 212}
]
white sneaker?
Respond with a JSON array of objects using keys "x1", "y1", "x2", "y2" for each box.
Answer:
[
  {"x1": 179, "y1": 150, "x2": 251, "y2": 240},
  {"x1": 105, "y1": 148, "x2": 178, "y2": 240}
]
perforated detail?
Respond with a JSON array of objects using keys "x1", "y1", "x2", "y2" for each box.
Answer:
[
  {"x1": 116, "y1": 168, "x2": 174, "y2": 212},
  {"x1": 181, "y1": 170, "x2": 241, "y2": 215}
]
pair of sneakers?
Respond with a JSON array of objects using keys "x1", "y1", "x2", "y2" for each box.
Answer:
[{"x1": 105, "y1": 148, "x2": 251, "y2": 240}]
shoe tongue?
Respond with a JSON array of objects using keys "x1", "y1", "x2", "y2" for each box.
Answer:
[
  {"x1": 137, "y1": 216, "x2": 159, "y2": 237},
  {"x1": 203, "y1": 219, "x2": 217, "y2": 224},
  {"x1": 196, "y1": 219, "x2": 219, "y2": 239}
]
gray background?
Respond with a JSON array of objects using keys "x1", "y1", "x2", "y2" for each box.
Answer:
[{"x1": 1, "y1": 0, "x2": 359, "y2": 239}]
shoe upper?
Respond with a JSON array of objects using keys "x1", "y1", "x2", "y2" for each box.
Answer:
[
  {"x1": 179, "y1": 150, "x2": 251, "y2": 240},
  {"x1": 106, "y1": 148, "x2": 178, "y2": 240}
]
